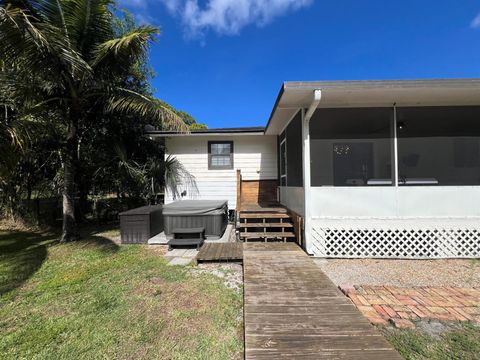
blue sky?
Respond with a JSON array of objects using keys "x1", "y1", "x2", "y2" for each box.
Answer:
[{"x1": 119, "y1": 0, "x2": 480, "y2": 128}]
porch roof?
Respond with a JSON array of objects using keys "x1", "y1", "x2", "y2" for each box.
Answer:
[{"x1": 265, "y1": 78, "x2": 480, "y2": 135}]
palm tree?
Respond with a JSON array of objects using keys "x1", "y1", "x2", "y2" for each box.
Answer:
[{"x1": 0, "y1": 0, "x2": 187, "y2": 241}]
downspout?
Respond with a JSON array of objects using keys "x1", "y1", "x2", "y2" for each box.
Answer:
[{"x1": 302, "y1": 90, "x2": 322, "y2": 255}]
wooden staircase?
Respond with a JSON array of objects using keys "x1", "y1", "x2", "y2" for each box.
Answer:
[
  {"x1": 235, "y1": 170, "x2": 303, "y2": 244},
  {"x1": 238, "y1": 207, "x2": 296, "y2": 242}
]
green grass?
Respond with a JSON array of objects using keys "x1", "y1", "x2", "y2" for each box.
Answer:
[
  {"x1": 382, "y1": 322, "x2": 480, "y2": 360},
  {"x1": 0, "y1": 226, "x2": 243, "y2": 359}
]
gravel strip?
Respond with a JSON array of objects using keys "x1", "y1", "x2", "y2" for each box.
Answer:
[{"x1": 314, "y1": 258, "x2": 480, "y2": 288}]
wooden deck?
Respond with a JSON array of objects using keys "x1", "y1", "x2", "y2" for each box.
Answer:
[
  {"x1": 243, "y1": 243, "x2": 402, "y2": 359},
  {"x1": 196, "y1": 242, "x2": 243, "y2": 263}
]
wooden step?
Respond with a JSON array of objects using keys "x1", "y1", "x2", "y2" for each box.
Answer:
[
  {"x1": 240, "y1": 232, "x2": 296, "y2": 238},
  {"x1": 240, "y1": 208, "x2": 288, "y2": 214},
  {"x1": 196, "y1": 243, "x2": 243, "y2": 263},
  {"x1": 240, "y1": 213, "x2": 291, "y2": 219},
  {"x1": 239, "y1": 223, "x2": 293, "y2": 228}
]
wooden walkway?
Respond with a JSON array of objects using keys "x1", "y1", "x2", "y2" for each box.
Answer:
[
  {"x1": 196, "y1": 242, "x2": 243, "y2": 263},
  {"x1": 243, "y1": 243, "x2": 402, "y2": 359}
]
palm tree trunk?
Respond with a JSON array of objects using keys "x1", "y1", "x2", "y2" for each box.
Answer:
[{"x1": 61, "y1": 118, "x2": 79, "y2": 242}]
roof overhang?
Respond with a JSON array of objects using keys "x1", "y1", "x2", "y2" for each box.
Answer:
[
  {"x1": 146, "y1": 127, "x2": 265, "y2": 138},
  {"x1": 265, "y1": 79, "x2": 480, "y2": 135}
]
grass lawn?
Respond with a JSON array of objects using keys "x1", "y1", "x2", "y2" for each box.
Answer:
[
  {"x1": 382, "y1": 321, "x2": 480, "y2": 360},
  {"x1": 0, "y1": 225, "x2": 243, "y2": 359}
]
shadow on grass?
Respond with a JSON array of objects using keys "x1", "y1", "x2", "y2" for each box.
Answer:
[
  {"x1": 0, "y1": 230, "x2": 57, "y2": 296},
  {"x1": 78, "y1": 235, "x2": 120, "y2": 254},
  {"x1": 78, "y1": 222, "x2": 120, "y2": 254},
  {"x1": 79, "y1": 221, "x2": 119, "y2": 237},
  {"x1": 0, "y1": 225, "x2": 120, "y2": 296}
]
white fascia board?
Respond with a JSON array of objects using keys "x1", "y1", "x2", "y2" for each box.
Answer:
[{"x1": 148, "y1": 132, "x2": 265, "y2": 138}]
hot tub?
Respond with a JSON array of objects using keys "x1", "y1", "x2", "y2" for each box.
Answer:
[{"x1": 163, "y1": 200, "x2": 228, "y2": 239}]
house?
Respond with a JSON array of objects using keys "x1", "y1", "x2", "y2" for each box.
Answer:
[{"x1": 147, "y1": 79, "x2": 480, "y2": 259}]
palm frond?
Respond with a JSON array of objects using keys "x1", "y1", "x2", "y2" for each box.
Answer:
[
  {"x1": 63, "y1": 0, "x2": 113, "y2": 56},
  {"x1": 112, "y1": 142, "x2": 146, "y2": 183},
  {"x1": 0, "y1": 6, "x2": 91, "y2": 79},
  {"x1": 2, "y1": 114, "x2": 47, "y2": 151},
  {"x1": 90, "y1": 26, "x2": 159, "y2": 71},
  {"x1": 106, "y1": 89, "x2": 189, "y2": 132},
  {"x1": 0, "y1": 65, "x2": 65, "y2": 108},
  {"x1": 43, "y1": 0, "x2": 71, "y2": 42}
]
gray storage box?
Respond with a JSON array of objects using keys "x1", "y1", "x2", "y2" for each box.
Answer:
[
  {"x1": 163, "y1": 200, "x2": 228, "y2": 239},
  {"x1": 120, "y1": 205, "x2": 163, "y2": 244}
]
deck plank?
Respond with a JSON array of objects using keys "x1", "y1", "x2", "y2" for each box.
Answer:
[
  {"x1": 240, "y1": 223, "x2": 294, "y2": 228},
  {"x1": 241, "y1": 232, "x2": 295, "y2": 238},
  {"x1": 243, "y1": 243, "x2": 402, "y2": 360},
  {"x1": 196, "y1": 242, "x2": 243, "y2": 263},
  {"x1": 240, "y1": 213, "x2": 291, "y2": 219}
]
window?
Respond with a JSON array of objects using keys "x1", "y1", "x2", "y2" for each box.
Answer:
[
  {"x1": 310, "y1": 107, "x2": 394, "y2": 186},
  {"x1": 208, "y1": 141, "x2": 233, "y2": 170},
  {"x1": 397, "y1": 106, "x2": 480, "y2": 186}
]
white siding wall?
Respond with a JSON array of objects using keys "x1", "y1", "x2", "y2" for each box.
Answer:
[
  {"x1": 310, "y1": 186, "x2": 480, "y2": 218},
  {"x1": 165, "y1": 135, "x2": 277, "y2": 209},
  {"x1": 308, "y1": 186, "x2": 480, "y2": 258}
]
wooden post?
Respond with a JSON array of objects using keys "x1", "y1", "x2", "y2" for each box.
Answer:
[
  {"x1": 236, "y1": 169, "x2": 242, "y2": 212},
  {"x1": 289, "y1": 209, "x2": 304, "y2": 247}
]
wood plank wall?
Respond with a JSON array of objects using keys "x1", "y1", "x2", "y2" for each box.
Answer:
[{"x1": 241, "y1": 180, "x2": 278, "y2": 205}]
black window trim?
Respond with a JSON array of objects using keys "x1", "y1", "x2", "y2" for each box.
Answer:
[{"x1": 208, "y1": 140, "x2": 234, "y2": 170}]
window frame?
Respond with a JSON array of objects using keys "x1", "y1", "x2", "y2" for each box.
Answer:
[
  {"x1": 279, "y1": 137, "x2": 287, "y2": 185},
  {"x1": 208, "y1": 140, "x2": 234, "y2": 170}
]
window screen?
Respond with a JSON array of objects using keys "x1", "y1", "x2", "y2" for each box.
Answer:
[
  {"x1": 397, "y1": 106, "x2": 480, "y2": 186},
  {"x1": 285, "y1": 112, "x2": 303, "y2": 186},
  {"x1": 310, "y1": 107, "x2": 394, "y2": 186},
  {"x1": 208, "y1": 141, "x2": 233, "y2": 170}
]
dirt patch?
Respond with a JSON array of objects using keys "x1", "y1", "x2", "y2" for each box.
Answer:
[
  {"x1": 0, "y1": 218, "x2": 43, "y2": 232},
  {"x1": 416, "y1": 320, "x2": 452, "y2": 338},
  {"x1": 147, "y1": 245, "x2": 168, "y2": 256},
  {"x1": 191, "y1": 263, "x2": 243, "y2": 292}
]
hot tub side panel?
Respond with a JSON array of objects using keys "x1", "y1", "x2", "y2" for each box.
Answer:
[{"x1": 164, "y1": 213, "x2": 228, "y2": 238}]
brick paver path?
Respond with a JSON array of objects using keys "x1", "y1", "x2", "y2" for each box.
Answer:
[{"x1": 340, "y1": 285, "x2": 480, "y2": 329}]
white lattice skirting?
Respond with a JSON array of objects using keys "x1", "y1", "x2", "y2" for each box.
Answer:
[{"x1": 310, "y1": 218, "x2": 480, "y2": 259}]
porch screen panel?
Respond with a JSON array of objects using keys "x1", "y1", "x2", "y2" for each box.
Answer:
[
  {"x1": 397, "y1": 106, "x2": 480, "y2": 186},
  {"x1": 285, "y1": 112, "x2": 303, "y2": 186},
  {"x1": 310, "y1": 107, "x2": 394, "y2": 186}
]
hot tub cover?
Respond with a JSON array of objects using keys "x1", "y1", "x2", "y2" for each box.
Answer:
[{"x1": 162, "y1": 200, "x2": 228, "y2": 216}]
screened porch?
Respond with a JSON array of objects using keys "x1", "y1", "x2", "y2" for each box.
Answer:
[{"x1": 306, "y1": 105, "x2": 480, "y2": 258}]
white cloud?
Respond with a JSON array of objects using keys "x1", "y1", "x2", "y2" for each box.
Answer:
[
  {"x1": 122, "y1": 0, "x2": 313, "y2": 38},
  {"x1": 178, "y1": 0, "x2": 313, "y2": 37},
  {"x1": 471, "y1": 13, "x2": 480, "y2": 29},
  {"x1": 161, "y1": 0, "x2": 182, "y2": 13}
]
